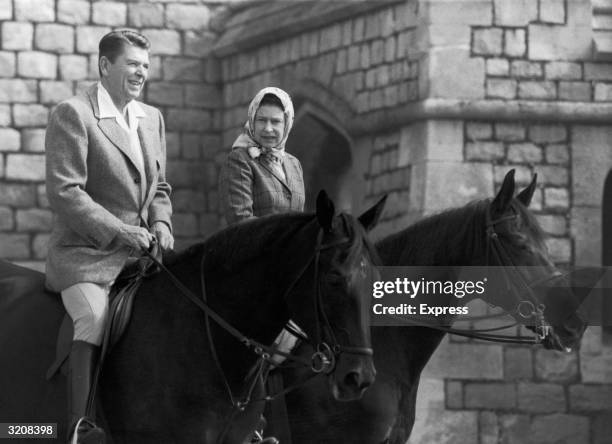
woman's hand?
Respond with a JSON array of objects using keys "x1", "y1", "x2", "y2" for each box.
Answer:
[{"x1": 151, "y1": 222, "x2": 174, "y2": 251}]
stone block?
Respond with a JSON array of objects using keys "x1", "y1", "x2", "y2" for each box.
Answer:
[
  {"x1": 37, "y1": 184, "x2": 48, "y2": 208},
  {"x1": 495, "y1": 122, "x2": 526, "y2": 141},
  {"x1": 163, "y1": 57, "x2": 204, "y2": 82},
  {"x1": 0, "y1": 51, "x2": 15, "y2": 77},
  {"x1": 76, "y1": 26, "x2": 112, "y2": 54},
  {"x1": 466, "y1": 122, "x2": 493, "y2": 140},
  {"x1": 199, "y1": 213, "x2": 219, "y2": 236},
  {"x1": 398, "y1": 120, "x2": 463, "y2": 166},
  {"x1": 517, "y1": 382, "x2": 566, "y2": 413},
  {"x1": 0, "y1": 105, "x2": 9, "y2": 125},
  {"x1": 21, "y1": 129, "x2": 45, "y2": 153},
  {"x1": 0, "y1": 234, "x2": 30, "y2": 259},
  {"x1": 360, "y1": 43, "x2": 370, "y2": 70},
  {"x1": 464, "y1": 382, "x2": 516, "y2": 409},
  {"x1": 559, "y1": 81, "x2": 592, "y2": 101},
  {"x1": 511, "y1": 60, "x2": 543, "y2": 78},
  {"x1": 480, "y1": 412, "x2": 499, "y2": 444},
  {"x1": 184, "y1": 31, "x2": 216, "y2": 58},
  {"x1": 536, "y1": 214, "x2": 567, "y2": 235},
  {"x1": 446, "y1": 380, "x2": 463, "y2": 408},
  {"x1": 0, "y1": 207, "x2": 13, "y2": 230},
  {"x1": 518, "y1": 81, "x2": 556, "y2": 100},
  {"x1": 504, "y1": 347, "x2": 533, "y2": 379},
  {"x1": 545, "y1": 237, "x2": 571, "y2": 262},
  {"x1": 584, "y1": 63, "x2": 612, "y2": 81},
  {"x1": 147, "y1": 82, "x2": 184, "y2": 107},
  {"x1": 347, "y1": 45, "x2": 360, "y2": 72},
  {"x1": 320, "y1": 23, "x2": 342, "y2": 52},
  {"x1": 409, "y1": 378, "x2": 478, "y2": 444},
  {"x1": 494, "y1": 0, "x2": 538, "y2": 25},
  {"x1": 59, "y1": 55, "x2": 88, "y2": 81},
  {"x1": 540, "y1": 0, "x2": 566, "y2": 24},
  {"x1": 40, "y1": 81, "x2": 73, "y2": 105},
  {"x1": 0, "y1": 129, "x2": 20, "y2": 152},
  {"x1": 569, "y1": 385, "x2": 612, "y2": 411},
  {"x1": 173, "y1": 213, "x2": 198, "y2": 237},
  {"x1": 384, "y1": 36, "x2": 396, "y2": 63},
  {"x1": 529, "y1": 24, "x2": 593, "y2": 61},
  {"x1": 426, "y1": 0, "x2": 492, "y2": 25},
  {"x1": 530, "y1": 124, "x2": 567, "y2": 143},
  {"x1": 530, "y1": 414, "x2": 590, "y2": 444},
  {"x1": 505, "y1": 29, "x2": 526, "y2": 57},
  {"x1": 166, "y1": 109, "x2": 211, "y2": 132},
  {"x1": 172, "y1": 190, "x2": 206, "y2": 213},
  {"x1": 128, "y1": 3, "x2": 163, "y2": 28},
  {"x1": 473, "y1": 28, "x2": 503, "y2": 56},
  {"x1": 486, "y1": 58, "x2": 509, "y2": 76},
  {"x1": 12, "y1": 104, "x2": 48, "y2": 128},
  {"x1": 6, "y1": 154, "x2": 45, "y2": 180},
  {"x1": 17, "y1": 51, "x2": 56, "y2": 79},
  {"x1": 16, "y1": 208, "x2": 52, "y2": 231},
  {"x1": 370, "y1": 39, "x2": 384, "y2": 66},
  {"x1": 424, "y1": 342, "x2": 503, "y2": 380},
  {"x1": 0, "y1": 184, "x2": 36, "y2": 207},
  {"x1": 57, "y1": 0, "x2": 90, "y2": 25},
  {"x1": 571, "y1": 126, "x2": 612, "y2": 207},
  {"x1": 594, "y1": 412, "x2": 612, "y2": 444},
  {"x1": 537, "y1": 165, "x2": 569, "y2": 186},
  {"x1": 32, "y1": 233, "x2": 49, "y2": 259},
  {"x1": 545, "y1": 62, "x2": 582, "y2": 80},
  {"x1": 0, "y1": 0, "x2": 11, "y2": 20},
  {"x1": 181, "y1": 133, "x2": 201, "y2": 160},
  {"x1": 426, "y1": 48, "x2": 485, "y2": 99},
  {"x1": 545, "y1": 144, "x2": 569, "y2": 164},
  {"x1": 166, "y1": 4, "x2": 210, "y2": 30},
  {"x1": 466, "y1": 141, "x2": 504, "y2": 161},
  {"x1": 92, "y1": 2, "x2": 127, "y2": 27},
  {"x1": 571, "y1": 207, "x2": 602, "y2": 266},
  {"x1": 14, "y1": 0, "x2": 54, "y2": 22},
  {"x1": 487, "y1": 78, "x2": 516, "y2": 99},
  {"x1": 595, "y1": 83, "x2": 612, "y2": 101},
  {"x1": 535, "y1": 349, "x2": 578, "y2": 381},
  {"x1": 507, "y1": 143, "x2": 543, "y2": 163},
  {"x1": 2, "y1": 22, "x2": 33, "y2": 51},
  {"x1": 544, "y1": 188, "x2": 569, "y2": 209},
  {"x1": 35, "y1": 24, "x2": 74, "y2": 54}
]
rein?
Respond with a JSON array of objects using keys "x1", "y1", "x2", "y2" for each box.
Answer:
[{"x1": 143, "y1": 220, "x2": 374, "y2": 438}]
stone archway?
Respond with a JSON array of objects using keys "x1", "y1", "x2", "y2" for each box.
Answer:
[{"x1": 287, "y1": 102, "x2": 353, "y2": 212}]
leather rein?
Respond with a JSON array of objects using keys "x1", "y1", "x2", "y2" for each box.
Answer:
[{"x1": 143, "y1": 220, "x2": 373, "y2": 408}]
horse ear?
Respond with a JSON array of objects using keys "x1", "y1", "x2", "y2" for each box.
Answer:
[
  {"x1": 516, "y1": 173, "x2": 538, "y2": 207},
  {"x1": 358, "y1": 195, "x2": 387, "y2": 232},
  {"x1": 316, "y1": 190, "x2": 335, "y2": 231},
  {"x1": 492, "y1": 169, "x2": 516, "y2": 212}
]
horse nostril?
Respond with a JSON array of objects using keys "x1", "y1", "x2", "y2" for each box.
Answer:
[{"x1": 344, "y1": 371, "x2": 372, "y2": 391}]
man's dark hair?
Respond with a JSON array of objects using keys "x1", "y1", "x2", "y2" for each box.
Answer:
[
  {"x1": 98, "y1": 30, "x2": 150, "y2": 76},
  {"x1": 259, "y1": 93, "x2": 285, "y2": 111}
]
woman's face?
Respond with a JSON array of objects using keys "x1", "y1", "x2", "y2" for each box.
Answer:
[{"x1": 253, "y1": 104, "x2": 285, "y2": 149}]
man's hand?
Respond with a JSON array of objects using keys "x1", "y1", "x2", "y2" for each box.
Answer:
[
  {"x1": 117, "y1": 224, "x2": 154, "y2": 251},
  {"x1": 151, "y1": 222, "x2": 174, "y2": 251}
]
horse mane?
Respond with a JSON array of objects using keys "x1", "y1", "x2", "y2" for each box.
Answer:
[{"x1": 376, "y1": 197, "x2": 546, "y2": 266}]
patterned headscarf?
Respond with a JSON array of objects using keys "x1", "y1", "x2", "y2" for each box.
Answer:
[{"x1": 231, "y1": 87, "x2": 295, "y2": 154}]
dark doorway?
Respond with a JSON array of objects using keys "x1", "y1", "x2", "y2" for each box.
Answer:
[
  {"x1": 288, "y1": 111, "x2": 352, "y2": 212},
  {"x1": 603, "y1": 170, "x2": 612, "y2": 334}
]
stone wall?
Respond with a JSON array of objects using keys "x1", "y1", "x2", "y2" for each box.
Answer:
[{"x1": 0, "y1": 0, "x2": 226, "y2": 270}]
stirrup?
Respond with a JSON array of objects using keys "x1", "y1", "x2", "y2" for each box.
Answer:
[
  {"x1": 251, "y1": 430, "x2": 279, "y2": 444},
  {"x1": 70, "y1": 417, "x2": 105, "y2": 444}
]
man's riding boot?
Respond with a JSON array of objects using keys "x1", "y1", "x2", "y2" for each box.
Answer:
[{"x1": 67, "y1": 341, "x2": 105, "y2": 444}]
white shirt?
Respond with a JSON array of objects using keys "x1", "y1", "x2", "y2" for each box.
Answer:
[{"x1": 97, "y1": 82, "x2": 146, "y2": 175}]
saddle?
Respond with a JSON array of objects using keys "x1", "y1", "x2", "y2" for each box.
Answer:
[{"x1": 46, "y1": 252, "x2": 161, "y2": 380}]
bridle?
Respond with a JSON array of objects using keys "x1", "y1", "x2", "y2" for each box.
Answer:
[
  {"x1": 390, "y1": 202, "x2": 562, "y2": 345},
  {"x1": 143, "y1": 216, "x2": 374, "y2": 436}
]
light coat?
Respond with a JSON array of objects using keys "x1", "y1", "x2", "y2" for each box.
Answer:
[{"x1": 45, "y1": 84, "x2": 172, "y2": 292}]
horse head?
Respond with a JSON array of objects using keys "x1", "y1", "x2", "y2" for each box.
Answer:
[
  {"x1": 484, "y1": 169, "x2": 586, "y2": 352},
  {"x1": 287, "y1": 191, "x2": 386, "y2": 401}
]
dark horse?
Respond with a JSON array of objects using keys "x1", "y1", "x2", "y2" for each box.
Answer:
[
  {"x1": 273, "y1": 170, "x2": 588, "y2": 444},
  {"x1": 0, "y1": 191, "x2": 386, "y2": 443}
]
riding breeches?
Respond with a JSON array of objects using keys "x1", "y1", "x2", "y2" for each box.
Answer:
[{"x1": 61, "y1": 282, "x2": 111, "y2": 346}]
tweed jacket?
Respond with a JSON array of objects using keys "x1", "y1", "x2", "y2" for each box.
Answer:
[
  {"x1": 219, "y1": 146, "x2": 305, "y2": 225},
  {"x1": 45, "y1": 84, "x2": 172, "y2": 292}
]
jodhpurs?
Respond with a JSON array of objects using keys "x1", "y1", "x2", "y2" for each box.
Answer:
[{"x1": 61, "y1": 282, "x2": 111, "y2": 346}]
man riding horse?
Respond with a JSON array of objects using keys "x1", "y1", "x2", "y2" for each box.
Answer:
[{"x1": 45, "y1": 29, "x2": 173, "y2": 444}]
